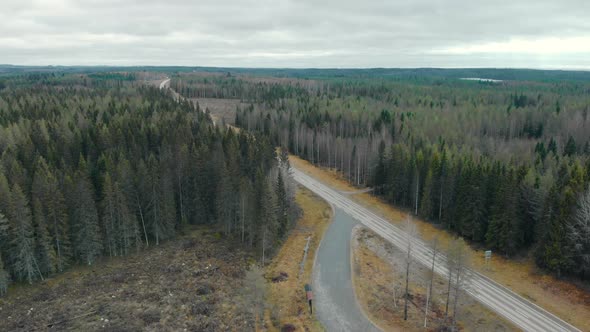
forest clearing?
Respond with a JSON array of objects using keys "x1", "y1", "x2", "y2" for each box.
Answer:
[{"x1": 0, "y1": 227, "x2": 253, "y2": 331}]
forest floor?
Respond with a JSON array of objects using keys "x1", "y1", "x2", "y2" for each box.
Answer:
[
  {"x1": 290, "y1": 155, "x2": 590, "y2": 331},
  {"x1": 352, "y1": 226, "x2": 517, "y2": 331},
  {"x1": 0, "y1": 228, "x2": 254, "y2": 332},
  {"x1": 264, "y1": 186, "x2": 332, "y2": 332}
]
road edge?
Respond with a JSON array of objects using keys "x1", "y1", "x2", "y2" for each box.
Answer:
[
  {"x1": 308, "y1": 188, "x2": 335, "y2": 332},
  {"x1": 349, "y1": 225, "x2": 384, "y2": 332}
]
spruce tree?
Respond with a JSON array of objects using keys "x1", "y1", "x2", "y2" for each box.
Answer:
[
  {"x1": 0, "y1": 252, "x2": 9, "y2": 296},
  {"x1": 564, "y1": 136, "x2": 577, "y2": 157},
  {"x1": 567, "y1": 186, "x2": 590, "y2": 277},
  {"x1": 0, "y1": 171, "x2": 10, "y2": 217},
  {"x1": 420, "y1": 168, "x2": 434, "y2": 220},
  {"x1": 276, "y1": 171, "x2": 289, "y2": 239},
  {"x1": 101, "y1": 173, "x2": 118, "y2": 257},
  {"x1": 32, "y1": 199, "x2": 57, "y2": 276},
  {"x1": 32, "y1": 159, "x2": 71, "y2": 271},
  {"x1": 216, "y1": 164, "x2": 234, "y2": 235},
  {"x1": 9, "y1": 184, "x2": 40, "y2": 283},
  {"x1": 114, "y1": 182, "x2": 140, "y2": 254},
  {"x1": 69, "y1": 164, "x2": 103, "y2": 265}
]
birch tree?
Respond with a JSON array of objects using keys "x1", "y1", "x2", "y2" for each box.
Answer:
[
  {"x1": 446, "y1": 237, "x2": 470, "y2": 329},
  {"x1": 403, "y1": 217, "x2": 417, "y2": 321},
  {"x1": 424, "y1": 236, "x2": 439, "y2": 328}
]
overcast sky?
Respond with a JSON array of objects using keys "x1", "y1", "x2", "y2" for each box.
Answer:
[{"x1": 2, "y1": 0, "x2": 590, "y2": 69}]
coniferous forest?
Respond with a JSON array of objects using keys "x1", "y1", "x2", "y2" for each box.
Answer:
[
  {"x1": 173, "y1": 71, "x2": 590, "y2": 280},
  {"x1": 0, "y1": 73, "x2": 293, "y2": 294},
  {"x1": 1, "y1": 67, "x2": 589, "y2": 294}
]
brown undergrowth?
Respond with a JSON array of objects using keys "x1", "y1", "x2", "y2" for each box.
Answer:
[
  {"x1": 264, "y1": 187, "x2": 332, "y2": 332},
  {"x1": 352, "y1": 226, "x2": 518, "y2": 332},
  {"x1": 0, "y1": 227, "x2": 253, "y2": 332}
]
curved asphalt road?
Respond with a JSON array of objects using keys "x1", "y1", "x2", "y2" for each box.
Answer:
[
  {"x1": 313, "y1": 208, "x2": 380, "y2": 332},
  {"x1": 294, "y1": 167, "x2": 581, "y2": 332}
]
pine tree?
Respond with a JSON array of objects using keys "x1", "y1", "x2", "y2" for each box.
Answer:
[{"x1": 8, "y1": 184, "x2": 40, "y2": 283}]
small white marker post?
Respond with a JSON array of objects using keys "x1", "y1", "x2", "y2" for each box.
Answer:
[{"x1": 485, "y1": 250, "x2": 492, "y2": 270}]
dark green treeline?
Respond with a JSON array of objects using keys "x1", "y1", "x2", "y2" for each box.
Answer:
[{"x1": 0, "y1": 78, "x2": 293, "y2": 294}]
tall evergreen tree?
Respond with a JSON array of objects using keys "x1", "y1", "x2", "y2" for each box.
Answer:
[
  {"x1": 101, "y1": 173, "x2": 118, "y2": 257},
  {"x1": 8, "y1": 184, "x2": 40, "y2": 283},
  {"x1": 31, "y1": 159, "x2": 71, "y2": 271},
  {"x1": 32, "y1": 199, "x2": 57, "y2": 276},
  {"x1": 567, "y1": 186, "x2": 590, "y2": 278},
  {"x1": 276, "y1": 171, "x2": 289, "y2": 239},
  {"x1": 68, "y1": 162, "x2": 103, "y2": 265},
  {"x1": 0, "y1": 251, "x2": 9, "y2": 295},
  {"x1": 114, "y1": 182, "x2": 141, "y2": 254}
]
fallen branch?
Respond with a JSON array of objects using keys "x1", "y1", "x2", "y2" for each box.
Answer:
[{"x1": 45, "y1": 310, "x2": 98, "y2": 328}]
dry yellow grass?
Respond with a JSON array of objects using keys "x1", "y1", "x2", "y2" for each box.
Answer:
[
  {"x1": 290, "y1": 155, "x2": 590, "y2": 331},
  {"x1": 352, "y1": 227, "x2": 517, "y2": 332},
  {"x1": 265, "y1": 186, "x2": 332, "y2": 331},
  {"x1": 351, "y1": 232, "x2": 405, "y2": 332}
]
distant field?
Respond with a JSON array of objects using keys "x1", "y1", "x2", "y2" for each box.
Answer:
[{"x1": 190, "y1": 98, "x2": 247, "y2": 125}]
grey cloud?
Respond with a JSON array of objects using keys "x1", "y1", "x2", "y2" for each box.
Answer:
[{"x1": 1, "y1": 0, "x2": 589, "y2": 68}]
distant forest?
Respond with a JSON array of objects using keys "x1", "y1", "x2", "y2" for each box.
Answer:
[
  {"x1": 172, "y1": 71, "x2": 590, "y2": 280},
  {"x1": 0, "y1": 74, "x2": 294, "y2": 294}
]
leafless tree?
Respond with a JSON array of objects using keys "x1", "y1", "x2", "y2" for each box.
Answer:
[
  {"x1": 445, "y1": 237, "x2": 470, "y2": 330},
  {"x1": 403, "y1": 217, "x2": 418, "y2": 321},
  {"x1": 424, "y1": 236, "x2": 439, "y2": 328},
  {"x1": 239, "y1": 264, "x2": 268, "y2": 328}
]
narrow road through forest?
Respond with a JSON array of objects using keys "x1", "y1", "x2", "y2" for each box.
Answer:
[
  {"x1": 158, "y1": 79, "x2": 578, "y2": 332},
  {"x1": 313, "y1": 208, "x2": 380, "y2": 331}
]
